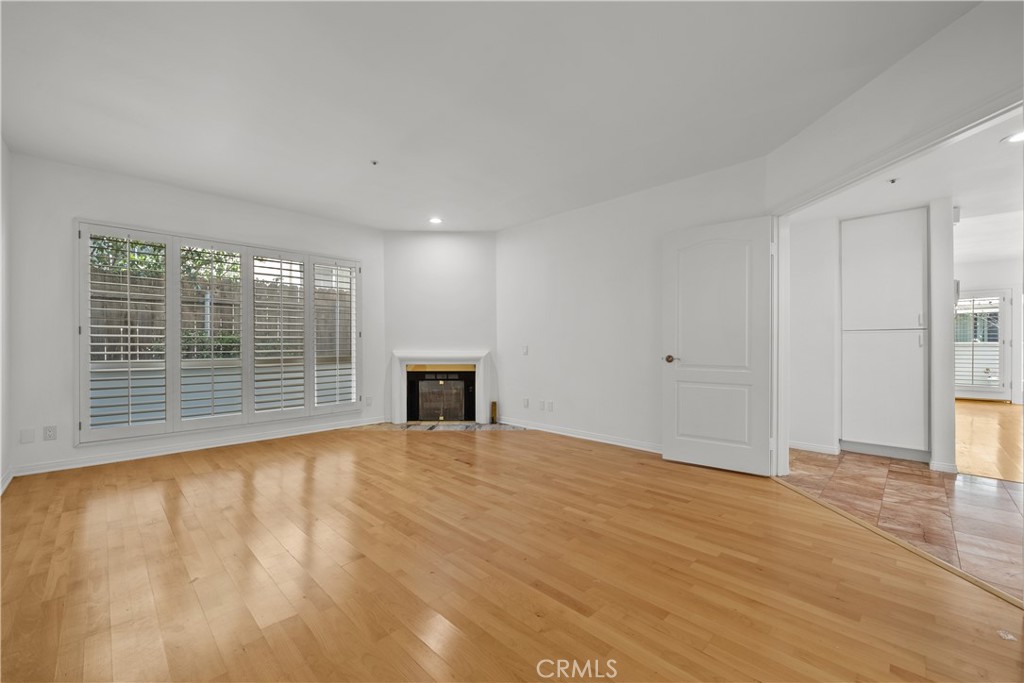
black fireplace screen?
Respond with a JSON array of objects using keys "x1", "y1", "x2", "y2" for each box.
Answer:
[{"x1": 407, "y1": 371, "x2": 475, "y2": 421}]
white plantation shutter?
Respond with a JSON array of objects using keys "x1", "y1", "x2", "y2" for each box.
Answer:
[
  {"x1": 954, "y1": 295, "x2": 1004, "y2": 389},
  {"x1": 87, "y1": 232, "x2": 167, "y2": 433},
  {"x1": 79, "y1": 221, "x2": 361, "y2": 444},
  {"x1": 314, "y1": 262, "x2": 358, "y2": 406},
  {"x1": 180, "y1": 246, "x2": 243, "y2": 421},
  {"x1": 253, "y1": 256, "x2": 305, "y2": 413}
]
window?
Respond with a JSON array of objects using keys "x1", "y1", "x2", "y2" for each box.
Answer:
[
  {"x1": 78, "y1": 222, "x2": 361, "y2": 443},
  {"x1": 253, "y1": 256, "x2": 305, "y2": 413},
  {"x1": 87, "y1": 232, "x2": 167, "y2": 438},
  {"x1": 314, "y1": 262, "x2": 358, "y2": 407},
  {"x1": 180, "y1": 246, "x2": 243, "y2": 421},
  {"x1": 955, "y1": 295, "x2": 1004, "y2": 388}
]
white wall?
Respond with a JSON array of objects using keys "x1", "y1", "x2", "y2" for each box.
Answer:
[
  {"x1": 383, "y1": 230, "x2": 498, "y2": 416},
  {"x1": 496, "y1": 159, "x2": 766, "y2": 451},
  {"x1": 767, "y1": 2, "x2": 1023, "y2": 212},
  {"x1": 929, "y1": 198, "x2": 956, "y2": 472},
  {"x1": 1, "y1": 141, "x2": 10, "y2": 492},
  {"x1": 788, "y1": 218, "x2": 840, "y2": 454},
  {"x1": 383, "y1": 231, "x2": 496, "y2": 352},
  {"x1": 5, "y1": 153, "x2": 387, "y2": 477},
  {"x1": 955, "y1": 255, "x2": 1024, "y2": 405}
]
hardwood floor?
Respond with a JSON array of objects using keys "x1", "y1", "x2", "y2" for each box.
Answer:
[
  {"x1": 3, "y1": 429, "x2": 1022, "y2": 682},
  {"x1": 956, "y1": 399, "x2": 1024, "y2": 483}
]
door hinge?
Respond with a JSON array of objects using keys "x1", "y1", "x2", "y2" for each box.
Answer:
[
  {"x1": 78, "y1": 421, "x2": 82, "y2": 431},
  {"x1": 78, "y1": 325, "x2": 81, "y2": 335},
  {"x1": 358, "y1": 267, "x2": 362, "y2": 274},
  {"x1": 358, "y1": 331, "x2": 362, "y2": 338}
]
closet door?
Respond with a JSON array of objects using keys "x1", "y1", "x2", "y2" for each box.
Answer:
[
  {"x1": 842, "y1": 329, "x2": 929, "y2": 450},
  {"x1": 841, "y1": 208, "x2": 928, "y2": 331}
]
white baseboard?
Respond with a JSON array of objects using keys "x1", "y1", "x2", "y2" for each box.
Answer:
[
  {"x1": 929, "y1": 461, "x2": 959, "y2": 474},
  {"x1": 500, "y1": 418, "x2": 661, "y2": 454},
  {"x1": 789, "y1": 441, "x2": 840, "y2": 456},
  {"x1": 10, "y1": 415, "x2": 387, "y2": 479},
  {"x1": 840, "y1": 440, "x2": 930, "y2": 463},
  {"x1": 0, "y1": 469, "x2": 12, "y2": 495}
]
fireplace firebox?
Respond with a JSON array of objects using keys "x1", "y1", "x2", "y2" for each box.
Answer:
[{"x1": 406, "y1": 369, "x2": 475, "y2": 421}]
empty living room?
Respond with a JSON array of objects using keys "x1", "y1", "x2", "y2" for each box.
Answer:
[{"x1": 2, "y1": 2, "x2": 1023, "y2": 682}]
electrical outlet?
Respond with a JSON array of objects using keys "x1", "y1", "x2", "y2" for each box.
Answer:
[
  {"x1": 19, "y1": 428, "x2": 35, "y2": 444},
  {"x1": 538, "y1": 400, "x2": 546, "y2": 411},
  {"x1": 366, "y1": 396, "x2": 373, "y2": 407},
  {"x1": 43, "y1": 425, "x2": 57, "y2": 441},
  {"x1": 547, "y1": 401, "x2": 554, "y2": 412},
  {"x1": 522, "y1": 398, "x2": 529, "y2": 408}
]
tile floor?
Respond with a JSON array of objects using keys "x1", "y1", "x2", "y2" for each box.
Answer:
[{"x1": 784, "y1": 449, "x2": 1024, "y2": 600}]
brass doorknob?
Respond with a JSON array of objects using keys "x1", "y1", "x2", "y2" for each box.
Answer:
[{"x1": 664, "y1": 355, "x2": 677, "y2": 363}]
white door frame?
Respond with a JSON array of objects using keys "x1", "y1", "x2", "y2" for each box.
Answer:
[{"x1": 770, "y1": 104, "x2": 1023, "y2": 477}]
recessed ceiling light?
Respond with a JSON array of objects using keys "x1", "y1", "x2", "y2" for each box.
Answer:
[
  {"x1": 429, "y1": 217, "x2": 443, "y2": 224},
  {"x1": 1001, "y1": 131, "x2": 1024, "y2": 143}
]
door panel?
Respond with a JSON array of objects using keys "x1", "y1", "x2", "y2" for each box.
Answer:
[
  {"x1": 662, "y1": 216, "x2": 773, "y2": 476},
  {"x1": 842, "y1": 329, "x2": 929, "y2": 450},
  {"x1": 841, "y1": 208, "x2": 928, "y2": 331},
  {"x1": 677, "y1": 240, "x2": 751, "y2": 369}
]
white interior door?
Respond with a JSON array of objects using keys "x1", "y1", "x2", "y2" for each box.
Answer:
[{"x1": 661, "y1": 216, "x2": 773, "y2": 476}]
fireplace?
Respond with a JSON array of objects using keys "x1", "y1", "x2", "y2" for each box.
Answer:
[
  {"x1": 407, "y1": 366, "x2": 475, "y2": 421},
  {"x1": 391, "y1": 350, "x2": 491, "y2": 425}
]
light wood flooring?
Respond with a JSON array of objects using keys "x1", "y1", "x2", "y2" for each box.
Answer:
[
  {"x1": 956, "y1": 399, "x2": 1024, "y2": 483},
  {"x1": 3, "y1": 430, "x2": 1023, "y2": 682}
]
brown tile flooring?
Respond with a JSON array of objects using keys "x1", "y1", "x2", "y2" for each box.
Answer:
[{"x1": 785, "y1": 449, "x2": 1024, "y2": 600}]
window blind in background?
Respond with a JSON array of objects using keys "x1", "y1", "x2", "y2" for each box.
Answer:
[
  {"x1": 954, "y1": 296, "x2": 1001, "y2": 387},
  {"x1": 180, "y1": 246, "x2": 243, "y2": 419},
  {"x1": 314, "y1": 263, "x2": 357, "y2": 406},
  {"x1": 88, "y1": 234, "x2": 167, "y2": 428},
  {"x1": 253, "y1": 256, "x2": 305, "y2": 412}
]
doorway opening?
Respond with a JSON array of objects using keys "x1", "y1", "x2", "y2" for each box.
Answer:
[
  {"x1": 780, "y1": 107, "x2": 1024, "y2": 601},
  {"x1": 953, "y1": 214, "x2": 1023, "y2": 482}
]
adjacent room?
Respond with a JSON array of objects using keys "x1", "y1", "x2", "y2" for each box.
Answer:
[
  {"x1": 784, "y1": 110, "x2": 1024, "y2": 600},
  {"x1": 2, "y1": 2, "x2": 1022, "y2": 682}
]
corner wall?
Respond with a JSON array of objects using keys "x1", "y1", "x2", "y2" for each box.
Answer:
[
  {"x1": 383, "y1": 230, "x2": 498, "y2": 417},
  {"x1": 5, "y1": 153, "x2": 388, "y2": 477},
  {"x1": 495, "y1": 159, "x2": 767, "y2": 451}
]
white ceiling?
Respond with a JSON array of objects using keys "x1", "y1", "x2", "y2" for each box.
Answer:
[
  {"x1": 953, "y1": 211, "x2": 1023, "y2": 264},
  {"x1": 2, "y1": 2, "x2": 976, "y2": 231},
  {"x1": 790, "y1": 111, "x2": 1024, "y2": 264}
]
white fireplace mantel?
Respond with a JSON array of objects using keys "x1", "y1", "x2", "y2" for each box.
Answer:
[{"x1": 391, "y1": 350, "x2": 492, "y2": 424}]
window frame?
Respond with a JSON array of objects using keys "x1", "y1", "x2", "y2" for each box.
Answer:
[
  {"x1": 954, "y1": 288, "x2": 1011, "y2": 394},
  {"x1": 176, "y1": 237, "x2": 247, "y2": 432},
  {"x1": 310, "y1": 257, "x2": 361, "y2": 415},
  {"x1": 75, "y1": 219, "x2": 363, "y2": 445}
]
